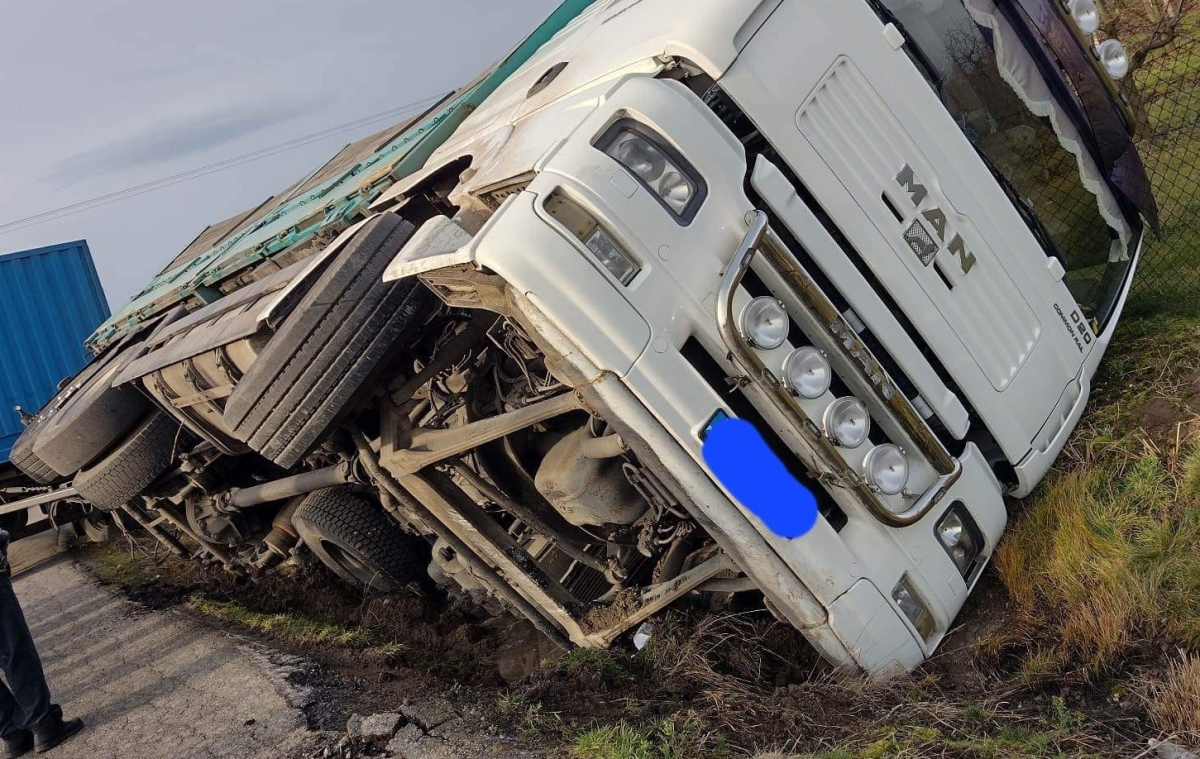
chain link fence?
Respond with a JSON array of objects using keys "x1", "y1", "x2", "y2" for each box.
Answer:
[{"x1": 1117, "y1": 1, "x2": 1200, "y2": 318}]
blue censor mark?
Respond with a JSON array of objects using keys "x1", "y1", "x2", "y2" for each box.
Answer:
[{"x1": 702, "y1": 416, "x2": 819, "y2": 539}]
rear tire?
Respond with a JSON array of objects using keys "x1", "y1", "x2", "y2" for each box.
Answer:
[
  {"x1": 74, "y1": 413, "x2": 192, "y2": 512},
  {"x1": 33, "y1": 343, "x2": 150, "y2": 476},
  {"x1": 10, "y1": 354, "x2": 114, "y2": 484},
  {"x1": 11, "y1": 427, "x2": 60, "y2": 485},
  {"x1": 292, "y1": 487, "x2": 430, "y2": 592},
  {"x1": 223, "y1": 213, "x2": 431, "y2": 468}
]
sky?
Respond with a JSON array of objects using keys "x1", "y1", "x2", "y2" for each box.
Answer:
[{"x1": 0, "y1": 0, "x2": 562, "y2": 310}]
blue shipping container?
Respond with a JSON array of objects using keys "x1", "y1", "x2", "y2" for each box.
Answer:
[{"x1": 0, "y1": 241, "x2": 109, "y2": 463}]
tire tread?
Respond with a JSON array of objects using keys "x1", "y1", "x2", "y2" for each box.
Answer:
[
  {"x1": 292, "y1": 487, "x2": 428, "y2": 591},
  {"x1": 224, "y1": 213, "x2": 429, "y2": 468},
  {"x1": 74, "y1": 414, "x2": 191, "y2": 511}
]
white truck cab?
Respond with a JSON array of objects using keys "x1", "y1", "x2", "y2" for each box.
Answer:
[{"x1": 378, "y1": 0, "x2": 1154, "y2": 674}]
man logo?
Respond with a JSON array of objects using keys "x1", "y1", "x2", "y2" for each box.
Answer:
[{"x1": 896, "y1": 165, "x2": 977, "y2": 276}]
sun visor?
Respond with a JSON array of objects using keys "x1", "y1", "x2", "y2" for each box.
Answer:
[{"x1": 999, "y1": 0, "x2": 1160, "y2": 232}]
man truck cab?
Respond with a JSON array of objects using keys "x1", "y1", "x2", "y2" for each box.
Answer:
[{"x1": 378, "y1": 0, "x2": 1154, "y2": 673}]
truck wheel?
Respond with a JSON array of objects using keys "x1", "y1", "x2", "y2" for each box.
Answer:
[
  {"x1": 10, "y1": 425, "x2": 60, "y2": 484},
  {"x1": 292, "y1": 487, "x2": 430, "y2": 592},
  {"x1": 33, "y1": 343, "x2": 151, "y2": 477},
  {"x1": 223, "y1": 213, "x2": 431, "y2": 469},
  {"x1": 74, "y1": 413, "x2": 192, "y2": 512},
  {"x1": 9, "y1": 354, "x2": 114, "y2": 484}
]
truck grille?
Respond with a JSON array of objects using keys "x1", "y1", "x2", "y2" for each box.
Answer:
[
  {"x1": 795, "y1": 60, "x2": 1039, "y2": 391},
  {"x1": 702, "y1": 84, "x2": 1013, "y2": 485}
]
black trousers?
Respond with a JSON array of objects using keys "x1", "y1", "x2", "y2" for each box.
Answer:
[{"x1": 0, "y1": 574, "x2": 58, "y2": 739}]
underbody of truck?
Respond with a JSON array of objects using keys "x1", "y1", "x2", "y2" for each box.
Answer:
[{"x1": 12, "y1": 0, "x2": 1158, "y2": 676}]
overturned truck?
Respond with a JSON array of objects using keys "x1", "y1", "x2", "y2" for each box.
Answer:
[{"x1": 14, "y1": 0, "x2": 1158, "y2": 675}]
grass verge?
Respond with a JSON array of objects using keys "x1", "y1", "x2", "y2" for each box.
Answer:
[
  {"x1": 985, "y1": 317, "x2": 1200, "y2": 681},
  {"x1": 78, "y1": 539, "x2": 502, "y2": 683},
  {"x1": 185, "y1": 596, "x2": 374, "y2": 648}
]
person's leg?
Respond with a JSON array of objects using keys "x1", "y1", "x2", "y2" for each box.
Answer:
[
  {"x1": 0, "y1": 583, "x2": 37, "y2": 757},
  {"x1": 0, "y1": 576, "x2": 55, "y2": 731},
  {"x1": 1, "y1": 678, "x2": 33, "y2": 751},
  {"x1": 0, "y1": 677, "x2": 20, "y2": 737},
  {"x1": 0, "y1": 575, "x2": 82, "y2": 754}
]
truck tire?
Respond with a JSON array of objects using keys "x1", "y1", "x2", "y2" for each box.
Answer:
[
  {"x1": 223, "y1": 213, "x2": 431, "y2": 469},
  {"x1": 9, "y1": 354, "x2": 114, "y2": 484},
  {"x1": 73, "y1": 413, "x2": 192, "y2": 512},
  {"x1": 10, "y1": 427, "x2": 59, "y2": 484},
  {"x1": 33, "y1": 343, "x2": 151, "y2": 477},
  {"x1": 292, "y1": 487, "x2": 430, "y2": 592}
]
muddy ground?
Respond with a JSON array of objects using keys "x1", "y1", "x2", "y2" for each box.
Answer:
[{"x1": 73, "y1": 537, "x2": 1173, "y2": 758}]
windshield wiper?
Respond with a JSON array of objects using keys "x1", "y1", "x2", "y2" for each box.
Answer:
[
  {"x1": 974, "y1": 149, "x2": 1068, "y2": 266},
  {"x1": 865, "y1": 0, "x2": 948, "y2": 103}
]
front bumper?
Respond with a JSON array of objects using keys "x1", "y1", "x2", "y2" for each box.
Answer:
[{"x1": 431, "y1": 75, "x2": 1009, "y2": 674}]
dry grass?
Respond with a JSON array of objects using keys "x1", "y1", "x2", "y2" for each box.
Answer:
[
  {"x1": 741, "y1": 693, "x2": 1117, "y2": 758},
  {"x1": 506, "y1": 610, "x2": 1137, "y2": 757},
  {"x1": 988, "y1": 317, "x2": 1200, "y2": 677},
  {"x1": 185, "y1": 596, "x2": 376, "y2": 648},
  {"x1": 993, "y1": 454, "x2": 1200, "y2": 673},
  {"x1": 1149, "y1": 651, "x2": 1200, "y2": 739}
]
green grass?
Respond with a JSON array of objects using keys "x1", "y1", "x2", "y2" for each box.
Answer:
[
  {"x1": 84, "y1": 543, "x2": 159, "y2": 589},
  {"x1": 569, "y1": 721, "x2": 699, "y2": 759},
  {"x1": 789, "y1": 700, "x2": 1101, "y2": 759},
  {"x1": 560, "y1": 648, "x2": 641, "y2": 684},
  {"x1": 988, "y1": 316, "x2": 1200, "y2": 676},
  {"x1": 186, "y1": 596, "x2": 375, "y2": 648}
]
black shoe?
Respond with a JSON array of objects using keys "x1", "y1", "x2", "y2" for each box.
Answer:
[
  {"x1": 2, "y1": 730, "x2": 33, "y2": 759},
  {"x1": 33, "y1": 717, "x2": 83, "y2": 754}
]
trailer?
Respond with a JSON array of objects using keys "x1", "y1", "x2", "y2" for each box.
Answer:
[{"x1": 0, "y1": 241, "x2": 110, "y2": 539}]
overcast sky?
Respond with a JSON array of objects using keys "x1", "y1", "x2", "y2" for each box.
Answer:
[{"x1": 0, "y1": 0, "x2": 561, "y2": 309}]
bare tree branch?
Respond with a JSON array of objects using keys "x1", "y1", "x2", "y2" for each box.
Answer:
[{"x1": 1130, "y1": 0, "x2": 1187, "y2": 72}]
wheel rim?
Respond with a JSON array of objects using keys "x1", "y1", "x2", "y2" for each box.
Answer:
[{"x1": 322, "y1": 541, "x2": 387, "y2": 588}]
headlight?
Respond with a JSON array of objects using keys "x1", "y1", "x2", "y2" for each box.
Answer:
[
  {"x1": 598, "y1": 120, "x2": 705, "y2": 221},
  {"x1": 1098, "y1": 39, "x2": 1130, "y2": 79},
  {"x1": 1067, "y1": 0, "x2": 1100, "y2": 35},
  {"x1": 824, "y1": 397, "x2": 870, "y2": 448},
  {"x1": 935, "y1": 503, "x2": 983, "y2": 578},
  {"x1": 892, "y1": 577, "x2": 934, "y2": 639},
  {"x1": 739, "y1": 297, "x2": 789, "y2": 350},
  {"x1": 612, "y1": 134, "x2": 667, "y2": 182},
  {"x1": 864, "y1": 443, "x2": 909, "y2": 496},
  {"x1": 783, "y1": 347, "x2": 831, "y2": 399}
]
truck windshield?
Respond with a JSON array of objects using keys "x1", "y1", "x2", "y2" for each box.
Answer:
[{"x1": 876, "y1": 0, "x2": 1138, "y2": 327}]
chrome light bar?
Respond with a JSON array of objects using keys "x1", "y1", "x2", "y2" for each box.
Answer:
[{"x1": 716, "y1": 211, "x2": 959, "y2": 526}]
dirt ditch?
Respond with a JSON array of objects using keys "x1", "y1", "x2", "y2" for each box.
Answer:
[{"x1": 76, "y1": 536, "x2": 1178, "y2": 758}]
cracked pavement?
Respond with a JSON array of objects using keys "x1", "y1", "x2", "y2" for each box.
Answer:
[{"x1": 8, "y1": 532, "x2": 317, "y2": 759}]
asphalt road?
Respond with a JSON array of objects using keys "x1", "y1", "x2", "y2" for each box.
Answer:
[{"x1": 7, "y1": 532, "x2": 317, "y2": 758}]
